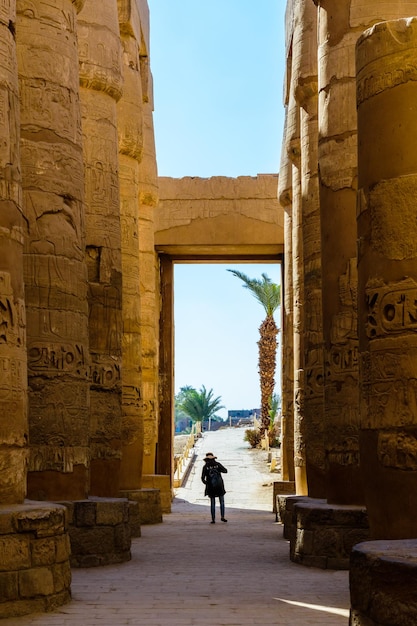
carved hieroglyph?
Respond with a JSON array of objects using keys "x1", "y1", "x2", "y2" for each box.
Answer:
[
  {"x1": 139, "y1": 100, "x2": 159, "y2": 475},
  {"x1": 0, "y1": 2, "x2": 28, "y2": 505},
  {"x1": 297, "y1": 0, "x2": 325, "y2": 498},
  {"x1": 117, "y1": 0, "x2": 146, "y2": 490},
  {"x1": 316, "y1": 0, "x2": 417, "y2": 497},
  {"x1": 282, "y1": 0, "x2": 325, "y2": 497},
  {"x1": 78, "y1": 0, "x2": 123, "y2": 497},
  {"x1": 17, "y1": 0, "x2": 90, "y2": 500},
  {"x1": 278, "y1": 120, "x2": 295, "y2": 484},
  {"x1": 357, "y1": 17, "x2": 417, "y2": 538}
]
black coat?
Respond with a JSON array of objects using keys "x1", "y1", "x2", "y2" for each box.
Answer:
[{"x1": 201, "y1": 460, "x2": 228, "y2": 497}]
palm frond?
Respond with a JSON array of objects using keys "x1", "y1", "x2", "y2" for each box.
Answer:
[{"x1": 227, "y1": 269, "x2": 280, "y2": 316}]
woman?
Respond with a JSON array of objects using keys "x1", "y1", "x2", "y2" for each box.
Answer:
[{"x1": 201, "y1": 452, "x2": 228, "y2": 523}]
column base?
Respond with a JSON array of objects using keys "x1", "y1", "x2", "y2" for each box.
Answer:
[
  {"x1": 60, "y1": 497, "x2": 131, "y2": 568},
  {"x1": 141, "y1": 474, "x2": 172, "y2": 513},
  {"x1": 290, "y1": 497, "x2": 369, "y2": 569},
  {"x1": 0, "y1": 501, "x2": 71, "y2": 619},
  {"x1": 350, "y1": 539, "x2": 417, "y2": 625},
  {"x1": 273, "y1": 481, "x2": 295, "y2": 519},
  {"x1": 120, "y1": 488, "x2": 163, "y2": 525},
  {"x1": 277, "y1": 494, "x2": 313, "y2": 540}
]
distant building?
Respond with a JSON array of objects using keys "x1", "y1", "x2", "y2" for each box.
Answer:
[{"x1": 227, "y1": 409, "x2": 260, "y2": 426}]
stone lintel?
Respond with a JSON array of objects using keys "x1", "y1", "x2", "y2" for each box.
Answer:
[{"x1": 155, "y1": 175, "x2": 283, "y2": 259}]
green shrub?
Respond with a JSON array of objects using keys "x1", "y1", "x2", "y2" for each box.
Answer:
[{"x1": 244, "y1": 428, "x2": 261, "y2": 448}]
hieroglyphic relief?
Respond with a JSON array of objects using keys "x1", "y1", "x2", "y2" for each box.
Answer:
[
  {"x1": 357, "y1": 63, "x2": 417, "y2": 106},
  {"x1": 366, "y1": 278, "x2": 417, "y2": 338},
  {"x1": 378, "y1": 430, "x2": 417, "y2": 471},
  {"x1": 360, "y1": 345, "x2": 417, "y2": 429}
]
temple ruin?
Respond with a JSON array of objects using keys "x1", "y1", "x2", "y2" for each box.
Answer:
[{"x1": 1, "y1": 0, "x2": 417, "y2": 622}]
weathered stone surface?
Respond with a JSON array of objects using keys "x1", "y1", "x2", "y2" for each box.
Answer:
[
  {"x1": 357, "y1": 15, "x2": 417, "y2": 540},
  {"x1": 350, "y1": 540, "x2": 417, "y2": 625},
  {"x1": 17, "y1": 0, "x2": 90, "y2": 501},
  {"x1": 0, "y1": 503, "x2": 71, "y2": 617},
  {"x1": 289, "y1": 498, "x2": 369, "y2": 570},
  {"x1": 0, "y1": 1, "x2": 28, "y2": 506},
  {"x1": 78, "y1": 0, "x2": 123, "y2": 498}
]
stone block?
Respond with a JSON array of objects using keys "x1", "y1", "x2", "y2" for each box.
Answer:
[
  {"x1": 0, "y1": 597, "x2": 46, "y2": 619},
  {"x1": 314, "y1": 527, "x2": 341, "y2": 558},
  {"x1": 15, "y1": 504, "x2": 67, "y2": 537},
  {"x1": 114, "y1": 523, "x2": 131, "y2": 552},
  {"x1": 30, "y1": 537, "x2": 56, "y2": 566},
  {"x1": 128, "y1": 500, "x2": 141, "y2": 538},
  {"x1": 0, "y1": 572, "x2": 18, "y2": 601},
  {"x1": 343, "y1": 528, "x2": 370, "y2": 555},
  {"x1": 19, "y1": 567, "x2": 54, "y2": 597},
  {"x1": 294, "y1": 528, "x2": 314, "y2": 556},
  {"x1": 55, "y1": 534, "x2": 71, "y2": 563},
  {"x1": 73, "y1": 500, "x2": 96, "y2": 527},
  {"x1": 0, "y1": 535, "x2": 30, "y2": 571},
  {"x1": 93, "y1": 498, "x2": 129, "y2": 525},
  {"x1": 69, "y1": 526, "x2": 114, "y2": 556},
  {"x1": 51, "y1": 561, "x2": 72, "y2": 594},
  {"x1": 0, "y1": 510, "x2": 15, "y2": 535},
  {"x1": 134, "y1": 488, "x2": 163, "y2": 525}
]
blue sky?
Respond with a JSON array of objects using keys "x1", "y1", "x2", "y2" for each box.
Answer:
[{"x1": 148, "y1": 1, "x2": 286, "y2": 418}]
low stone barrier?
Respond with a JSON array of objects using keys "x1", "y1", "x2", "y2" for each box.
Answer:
[
  {"x1": 288, "y1": 497, "x2": 369, "y2": 569},
  {"x1": 61, "y1": 497, "x2": 131, "y2": 568},
  {"x1": 0, "y1": 501, "x2": 71, "y2": 619},
  {"x1": 350, "y1": 539, "x2": 417, "y2": 625}
]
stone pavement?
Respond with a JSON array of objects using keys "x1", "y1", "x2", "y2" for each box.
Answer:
[{"x1": 3, "y1": 428, "x2": 350, "y2": 625}]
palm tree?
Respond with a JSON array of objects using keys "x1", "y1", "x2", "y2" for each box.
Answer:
[
  {"x1": 228, "y1": 270, "x2": 281, "y2": 435},
  {"x1": 177, "y1": 385, "x2": 224, "y2": 430}
]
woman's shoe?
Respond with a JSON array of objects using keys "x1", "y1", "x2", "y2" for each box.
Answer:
[{"x1": 221, "y1": 518, "x2": 227, "y2": 522}]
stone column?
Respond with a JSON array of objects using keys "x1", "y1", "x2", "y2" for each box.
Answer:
[
  {"x1": 315, "y1": 0, "x2": 362, "y2": 504},
  {"x1": 117, "y1": 0, "x2": 145, "y2": 493},
  {"x1": 0, "y1": 0, "x2": 27, "y2": 505},
  {"x1": 17, "y1": 0, "x2": 90, "y2": 501},
  {"x1": 137, "y1": 47, "x2": 160, "y2": 479},
  {"x1": 294, "y1": 0, "x2": 326, "y2": 499},
  {"x1": 285, "y1": 5, "x2": 306, "y2": 495},
  {"x1": 278, "y1": 120, "x2": 295, "y2": 485},
  {"x1": 316, "y1": 0, "x2": 417, "y2": 506},
  {"x1": 140, "y1": 92, "x2": 170, "y2": 512},
  {"x1": 357, "y1": 17, "x2": 417, "y2": 540},
  {"x1": 77, "y1": 0, "x2": 123, "y2": 497}
]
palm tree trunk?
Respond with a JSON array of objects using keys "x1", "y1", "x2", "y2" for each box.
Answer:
[{"x1": 258, "y1": 315, "x2": 278, "y2": 434}]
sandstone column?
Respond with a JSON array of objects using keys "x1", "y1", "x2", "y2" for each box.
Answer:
[
  {"x1": 357, "y1": 16, "x2": 417, "y2": 539},
  {"x1": 17, "y1": 0, "x2": 90, "y2": 501},
  {"x1": 315, "y1": 0, "x2": 362, "y2": 504},
  {"x1": 117, "y1": 0, "x2": 145, "y2": 491},
  {"x1": 139, "y1": 103, "x2": 159, "y2": 479},
  {"x1": 0, "y1": 0, "x2": 27, "y2": 504},
  {"x1": 278, "y1": 123, "x2": 295, "y2": 484},
  {"x1": 315, "y1": 0, "x2": 417, "y2": 506},
  {"x1": 77, "y1": 0, "x2": 123, "y2": 497},
  {"x1": 285, "y1": 2, "x2": 306, "y2": 495},
  {"x1": 294, "y1": 0, "x2": 326, "y2": 498}
]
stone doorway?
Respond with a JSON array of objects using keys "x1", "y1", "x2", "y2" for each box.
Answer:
[{"x1": 155, "y1": 174, "x2": 284, "y2": 490}]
